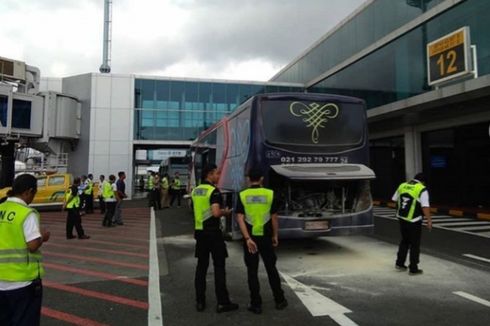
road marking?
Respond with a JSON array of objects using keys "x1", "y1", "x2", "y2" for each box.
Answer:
[
  {"x1": 43, "y1": 251, "x2": 149, "y2": 270},
  {"x1": 453, "y1": 291, "x2": 490, "y2": 308},
  {"x1": 44, "y1": 242, "x2": 149, "y2": 258},
  {"x1": 463, "y1": 254, "x2": 490, "y2": 264},
  {"x1": 148, "y1": 208, "x2": 163, "y2": 326},
  {"x1": 42, "y1": 307, "x2": 109, "y2": 326},
  {"x1": 280, "y1": 272, "x2": 358, "y2": 326}
]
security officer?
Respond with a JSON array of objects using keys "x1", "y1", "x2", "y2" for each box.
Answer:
[
  {"x1": 191, "y1": 164, "x2": 238, "y2": 313},
  {"x1": 63, "y1": 177, "x2": 90, "y2": 240},
  {"x1": 83, "y1": 174, "x2": 94, "y2": 214},
  {"x1": 161, "y1": 173, "x2": 170, "y2": 208},
  {"x1": 170, "y1": 172, "x2": 182, "y2": 207},
  {"x1": 236, "y1": 168, "x2": 287, "y2": 314},
  {"x1": 147, "y1": 172, "x2": 155, "y2": 208},
  {"x1": 392, "y1": 173, "x2": 432, "y2": 275},
  {"x1": 0, "y1": 174, "x2": 50, "y2": 326},
  {"x1": 102, "y1": 175, "x2": 117, "y2": 227}
]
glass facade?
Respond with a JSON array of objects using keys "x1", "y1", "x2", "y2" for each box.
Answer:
[
  {"x1": 273, "y1": 0, "x2": 446, "y2": 84},
  {"x1": 308, "y1": 0, "x2": 490, "y2": 109},
  {"x1": 134, "y1": 79, "x2": 302, "y2": 140}
]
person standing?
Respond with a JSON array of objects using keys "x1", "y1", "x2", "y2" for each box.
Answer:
[
  {"x1": 191, "y1": 164, "x2": 238, "y2": 313},
  {"x1": 392, "y1": 173, "x2": 432, "y2": 275},
  {"x1": 236, "y1": 168, "x2": 287, "y2": 314},
  {"x1": 102, "y1": 175, "x2": 117, "y2": 227},
  {"x1": 147, "y1": 172, "x2": 155, "y2": 208},
  {"x1": 98, "y1": 175, "x2": 106, "y2": 214},
  {"x1": 113, "y1": 171, "x2": 127, "y2": 226},
  {"x1": 84, "y1": 174, "x2": 94, "y2": 214},
  {"x1": 170, "y1": 172, "x2": 182, "y2": 208},
  {"x1": 63, "y1": 177, "x2": 90, "y2": 240},
  {"x1": 153, "y1": 173, "x2": 162, "y2": 210},
  {"x1": 0, "y1": 174, "x2": 51, "y2": 326},
  {"x1": 79, "y1": 175, "x2": 88, "y2": 213},
  {"x1": 160, "y1": 173, "x2": 170, "y2": 208}
]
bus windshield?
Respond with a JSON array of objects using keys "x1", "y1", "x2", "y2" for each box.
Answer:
[{"x1": 261, "y1": 100, "x2": 365, "y2": 147}]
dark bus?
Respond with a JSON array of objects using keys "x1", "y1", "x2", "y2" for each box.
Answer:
[{"x1": 190, "y1": 93, "x2": 375, "y2": 239}]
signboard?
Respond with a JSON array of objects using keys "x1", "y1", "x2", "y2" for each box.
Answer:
[
  {"x1": 427, "y1": 27, "x2": 472, "y2": 86},
  {"x1": 148, "y1": 149, "x2": 187, "y2": 161}
]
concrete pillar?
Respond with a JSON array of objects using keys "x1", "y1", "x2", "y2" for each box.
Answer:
[{"x1": 404, "y1": 126, "x2": 422, "y2": 180}]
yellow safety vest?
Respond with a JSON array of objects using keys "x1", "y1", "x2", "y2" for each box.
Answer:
[
  {"x1": 103, "y1": 182, "x2": 115, "y2": 201},
  {"x1": 172, "y1": 178, "x2": 181, "y2": 190},
  {"x1": 0, "y1": 201, "x2": 45, "y2": 281},
  {"x1": 239, "y1": 187, "x2": 273, "y2": 236},
  {"x1": 191, "y1": 184, "x2": 215, "y2": 230},
  {"x1": 65, "y1": 188, "x2": 80, "y2": 209},
  {"x1": 161, "y1": 177, "x2": 169, "y2": 190},
  {"x1": 84, "y1": 179, "x2": 93, "y2": 195},
  {"x1": 396, "y1": 181, "x2": 426, "y2": 221}
]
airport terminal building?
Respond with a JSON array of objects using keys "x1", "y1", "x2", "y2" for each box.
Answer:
[{"x1": 41, "y1": 0, "x2": 489, "y2": 209}]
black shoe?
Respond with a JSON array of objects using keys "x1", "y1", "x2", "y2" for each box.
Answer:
[
  {"x1": 395, "y1": 264, "x2": 408, "y2": 271},
  {"x1": 216, "y1": 302, "x2": 239, "y2": 313},
  {"x1": 196, "y1": 302, "x2": 206, "y2": 312},
  {"x1": 78, "y1": 235, "x2": 91, "y2": 240},
  {"x1": 275, "y1": 299, "x2": 288, "y2": 310},
  {"x1": 247, "y1": 304, "x2": 262, "y2": 314},
  {"x1": 66, "y1": 235, "x2": 76, "y2": 239},
  {"x1": 409, "y1": 269, "x2": 423, "y2": 275},
  {"x1": 116, "y1": 222, "x2": 124, "y2": 225}
]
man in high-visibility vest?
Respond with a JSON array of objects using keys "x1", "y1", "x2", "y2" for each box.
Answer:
[
  {"x1": 102, "y1": 175, "x2": 118, "y2": 227},
  {"x1": 63, "y1": 177, "x2": 90, "y2": 239},
  {"x1": 0, "y1": 174, "x2": 51, "y2": 326},
  {"x1": 83, "y1": 174, "x2": 94, "y2": 214},
  {"x1": 191, "y1": 164, "x2": 238, "y2": 313},
  {"x1": 147, "y1": 172, "x2": 155, "y2": 208},
  {"x1": 236, "y1": 168, "x2": 287, "y2": 314},
  {"x1": 98, "y1": 174, "x2": 106, "y2": 214},
  {"x1": 392, "y1": 173, "x2": 432, "y2": 275},
  {"x1": 170, "y1": 172, "x2": 182, "y2": 207},
  {"x1": 161, "y1": 173, "x2": 170, "y2": 208}
]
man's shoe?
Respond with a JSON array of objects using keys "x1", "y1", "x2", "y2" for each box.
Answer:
[
  {"x1": 275, "y1": 299, "x2": 288, "y2": 310},
  {"x1": 409, "y1": 269, "x2": 423, "y2": 275},
  {"x1": 395, "y1": 264, "x2": 408, "y2": 271},
  {"x1": 196, "y1": 302, "x2": 206, "y2": 312},
  {"x1": 78, "y1": 235, "x2": 91, "y2": 240},
  {"x1": 216, "y1": 302, "x2": 239, "y2": 313},
  {"x1": 116, "y1": 222, "x2": 124, "y2": 225},
  {"x1": 247, "y1": 304, "x2": 262, "y2": 314},
  {"x1": 66, "y1": 235, "x2": 76, "y2": 239}
]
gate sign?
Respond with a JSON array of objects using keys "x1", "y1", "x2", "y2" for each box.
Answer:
[{"x1": 427, "y1": 27, "x2": 471, "y2": 86}]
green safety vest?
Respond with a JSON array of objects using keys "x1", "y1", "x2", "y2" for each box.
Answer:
[
  {"x1": 396, "y1": 181, "x2": 426, "y2": 222},
  {"x1": 147, "y1": 176, "x2": 154, "y2": 190},
  {"x1": 161, "y1": 177, "x2": 169, "y2": 190},
  {"x1": 102, "y1": 182, "x2": 115, "y2": 200},
  {"x1": 0, "y1": 201, "x2": 45, "y2": 281},
  {"x1": 84, "y1": 179, "x2": 93, "y2": 195},
  {"x1": 239, "y1": 187, "x2": 274, "y2": 236},
  {"x1": 191, "y1": 184, "x2": 215, "y2": 230},
  {"x1": 172, "y1": 178, "x2": 181, "y2": 190},
  {"x1": 65, "y1": 188, "x2": 80, "y2": 209}
]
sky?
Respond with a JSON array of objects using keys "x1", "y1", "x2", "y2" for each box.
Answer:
[{"x1": 0, "y1": 0, "x2": 364, "y2": 81}]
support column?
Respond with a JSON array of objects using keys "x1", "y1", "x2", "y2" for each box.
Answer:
[
  {"x1": 404, "y1": 126, "x2": 422, "y2": 180},
  {"x1": 0, "y1": 141, "x2": 15, "y2": 188}
]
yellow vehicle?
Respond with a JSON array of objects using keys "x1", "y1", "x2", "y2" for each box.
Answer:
[{"x1": 0, "y1": 173, "x2": 100, "y2": 207}]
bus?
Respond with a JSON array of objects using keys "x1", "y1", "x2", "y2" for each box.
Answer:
[
  {"x1": 190, "y1": 93, "x2": 375, "y2": 239},
  {"x1": 159, "y1": 156, "x2": 191, "y2": 192}
]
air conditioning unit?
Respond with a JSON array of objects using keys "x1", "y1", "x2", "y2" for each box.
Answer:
[{"x1": 0, "y1": 56, "x2": 26, "y2": 81}]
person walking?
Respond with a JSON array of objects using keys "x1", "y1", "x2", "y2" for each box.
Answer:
[
  {"x1": 98, "y1": 175, "x2": 106, "y2": 214},
  {"x1": 160, "y1": 173, "x2": 170, "y2": 208},
  {"x1": 191, "y1": 164, "x2": 238, "y2": 313},
  {"x1": 170, "y1": 172, "x2": 182, "y2": 207},
  {"x1": 102, "y1": 175, "x2": 117, "y2": 227},
  {"x1": 0, "y1": 174, "x2": 51, "y2": 326},
  {"x1": 392, "y1": 173, "x2": 432, "y2": 275},
  {"x1": 113, "y1": 171, "x2": 127, "y2": 225},
  {"x1": 236, "y1": 168, "x2": 287, "y2": 314},
  {"x1": 84, "y1": 174, "x2": 94, "y2": 214},
  {"x1": 63, "y1": 177, "x2": 90, "y2": 240}
]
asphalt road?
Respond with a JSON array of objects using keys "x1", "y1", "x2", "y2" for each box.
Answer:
[{"x1": 158, "y1": 207, "x2": 490, "y2": 326}]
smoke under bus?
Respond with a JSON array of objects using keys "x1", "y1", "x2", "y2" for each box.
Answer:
[{"x1": 190, "y1": 93, "x2": 375, "y2": 239}]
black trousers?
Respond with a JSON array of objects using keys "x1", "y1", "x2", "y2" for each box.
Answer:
[
  {"x1": 0, "y1": 280, "x2": 43, "y2": 326},
  {"x1": 194, "y1": 232, "x2": 231, "y2": 305},
  {"x1": 170, "y1": 189, "x2": 181, "y2": 207},
  {"x1": 103, "y1": 201, "x2": 116, "y2": 226},
  {"x1": 396, "y1": 219, "x2": 422, "y2": 271},
  {"x1": 66, "y1": 208, "x2": 85, "y2": 238},
  {"x1": 243, "y1": 236, "x2": 285, "y2": 306},
  {"x1": 84, "y1": 193, "x2": 94, "y2": 213},
  {"x1": 99, "y1": 196, "x2": 106, "y2": 214}
]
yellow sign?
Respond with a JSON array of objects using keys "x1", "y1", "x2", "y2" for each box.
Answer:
[
  {"x1": 289, "y1": 102, "x2": 339, "y2": 144},
  {"x1": 428, "y1": 29, "x2": 465, "y2": 57}
]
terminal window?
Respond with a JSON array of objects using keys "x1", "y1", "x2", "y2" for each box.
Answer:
[
  {"x1": 12, "y1": 99, "x2": 31, "y2": 129},
  {"x1": 0, "y1": 95, "x2": 7, "y2": 127}
]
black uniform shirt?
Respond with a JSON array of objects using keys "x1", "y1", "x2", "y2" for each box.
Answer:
[
  {"x1": 196, "y1": 180, "x2": 223, "y2": 233},
  {"x1": 236, "y1": 185, "x2": 279, "y2": 237}
]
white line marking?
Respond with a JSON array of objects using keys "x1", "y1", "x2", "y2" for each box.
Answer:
[
  {"x1": 281, "y1": 272, "x2": 358, "y2": 325},
  {"x1": 453, "y1": 291, "x2": 490, "y2": 308},
  {"x1": 148, "y1": 208, "x2": 163, "y2": 326},
  {"x1": 463, "y1": 254, "x2": 490, "y2": 264},
  {"x1": 435, "y1": 221, "x2": 489, "y2": 227}
]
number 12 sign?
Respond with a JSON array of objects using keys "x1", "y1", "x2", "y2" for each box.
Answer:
[{"x1": 427, "y1": 26, "x2": 472, "y2": 86}]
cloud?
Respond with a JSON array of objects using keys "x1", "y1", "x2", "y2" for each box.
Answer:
[{"x1": 0, "y1": 0, "x2": 364, "y2": 80}]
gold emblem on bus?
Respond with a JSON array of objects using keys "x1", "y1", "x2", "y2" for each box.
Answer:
[{"x1": 289, "y1": 102, "x2": 339, "y2": 144}]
